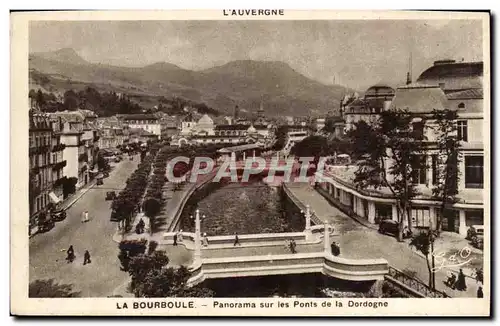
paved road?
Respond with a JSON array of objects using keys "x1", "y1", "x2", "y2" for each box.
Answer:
[
  {"x1": 286, "y1": 183, "x2": 482, "y2": 298},
  {"x1": 29, "y1": 158, "x2": 139, "y2": 297}
]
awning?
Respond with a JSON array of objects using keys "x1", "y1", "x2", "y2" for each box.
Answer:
[{"x1": 49, "y1": 192, "x2": 61, "y2": 204}]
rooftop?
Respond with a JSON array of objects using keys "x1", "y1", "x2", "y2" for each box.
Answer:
[
  {"x1": 118, "y1": 114, "x2": 160, "y2": 121},
  {"x1": 390, "y1": 84, "x2": 448, "y2": 113}
]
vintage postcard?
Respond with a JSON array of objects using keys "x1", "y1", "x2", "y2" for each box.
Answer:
[{"x1": 10, "y1": 10, "x2": 490, "y2": 316}]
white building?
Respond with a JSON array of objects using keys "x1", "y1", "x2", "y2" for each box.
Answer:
[{"x1": 119, "y1": 114, "x2": 162, "y2": 139}]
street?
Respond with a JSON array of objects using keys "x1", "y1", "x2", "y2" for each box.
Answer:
[
  {"x1": 29, "y1": 158, "x2": 139, "y2": 297},
  {"x1": 286, "y1": 183, "x2": 483, "y2": 298}
]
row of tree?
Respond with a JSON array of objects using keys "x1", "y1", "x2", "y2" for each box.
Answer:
[
  {"x1": 158, "y1": 96, "x2": 220, "y2": 116},
  {"x1": 29, "y1": 87, "x2": 146, "y2": 117},
  {"x1": 111, "y1": 144, "x2": 161, "y2": 230}
]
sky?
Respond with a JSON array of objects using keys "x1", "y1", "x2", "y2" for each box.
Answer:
[{"x1": 29, "y1": 19, "x2": 483, "y2": 91}]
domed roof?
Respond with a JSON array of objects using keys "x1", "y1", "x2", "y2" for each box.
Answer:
[
  {"x1": 365, "y1": 84, "x2": 395, "y2": 97},
  {"x1": 416, "y1": 61, "x2": 483, "y2": 91}
]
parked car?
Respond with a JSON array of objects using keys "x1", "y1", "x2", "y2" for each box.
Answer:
[
  {"x1": 105, "y1": 191, "x2": 117, "y2": 201},
  {"x1": 51, "y1": 207, "x2": 67, "y2": 222},
  {"x1": 472, "y1": 234, "x2": 484, "y2": 249},
  {"x1": 38, "y1": 219, "x2": 55, "y2": 233},
  {"x1": 378, "y1": 219, "x2": 412, "y2": 238},
  {"x1": 467, "y1": 225, "x2": 484, "y2": 240},
  {"x1": 378, "y1": 219, "x2": 399, "y2": 236}
]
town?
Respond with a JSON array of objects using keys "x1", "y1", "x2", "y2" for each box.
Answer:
[{"x1": 26, "y1": 22, "x2": 485, "y2": 301}]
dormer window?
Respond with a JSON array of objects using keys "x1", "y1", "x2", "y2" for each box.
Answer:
[{"x1": 458, "y1": 102, "x2": 465, "y2": 109}]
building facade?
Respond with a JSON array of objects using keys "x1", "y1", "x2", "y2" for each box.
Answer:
[
  {"x1": 119, "y1": 114, "x2": 162, "y2": 139},
  {"x1": 316, "y1": 60, "x2": 484, "y2": 236}
]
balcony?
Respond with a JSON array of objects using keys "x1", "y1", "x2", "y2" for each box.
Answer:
[
  {"x1": 52, "y1": 160, "x2": 67, "y2": 170},
  {"x1": 52, "y1": 143, "x2": 66, "y2": 152},
  {"x1": 29, "y1": 145, "x2": 51, "y2": 156}
]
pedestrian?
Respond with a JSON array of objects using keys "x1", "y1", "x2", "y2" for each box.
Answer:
[
  {"x1": 83, "y1": 250, "x2": 91, "y2": 265},
  {"x1": 66, "y1": 245, "x2": 75, "y2": 263},
  {"x1": 81, "y1": 210, "x2": 89, "y2": 223},
  {"x1": 456, "y1": 269, "x2": 467, "y2": 291},
  {"x1": 203, "y1": 233, "x2": 209, "y2": 247},
  {"x1": 173, "y1": 233, "x2": 178, "y2": 246},
  {"x1": 289, "y1": 239, "x2": 297, "y2": 254},
  {"x1": 178, "y1": 230, "x2": 183, "y2": 243},
  {"x1": 234, "y1": 232, "x2": 240, "y2": 246},
  {"x1": 331, "y1": 241, "x2": 340, "y2": 256},
  {"x1": 477, "y1": 286, "x2": 484, "y2": 298}
]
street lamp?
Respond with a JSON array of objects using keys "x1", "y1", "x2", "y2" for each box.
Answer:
[
  {"x1": 190, "y1": 209, "x2": 206, "y2": 264},
  {"x1": 323, "y1": 223, "x2": 334, "y2": 254},
  {"x1": 300, "y1": 204, "x2": 313, "y2": 231}
]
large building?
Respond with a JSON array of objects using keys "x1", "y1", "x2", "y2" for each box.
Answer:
[
  {"x1": 29, "y1": 111, "x2": 67, "y2": 235},
  {"x1": 317, "y1": 60, "x2": 484, "y2": 236},
  {"x1": 49, "y1": 111, "x2": 90, "y2": 188},
  {"x1": 118, "y1": 114, "x2": 162, "y2": 139},
  {"x1": 341, "y1": 84, "x2": 395, "y2": 131}
]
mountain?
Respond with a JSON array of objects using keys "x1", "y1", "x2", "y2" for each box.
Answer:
[
  {"x1": 32, "y1": 48, "x2": 89, "y2": 66},
  {"x1": 29, "y1": 48, "x2": 349, "y2": 116}
]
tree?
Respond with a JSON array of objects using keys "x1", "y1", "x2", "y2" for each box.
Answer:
[
  {"x1": 127, "y1": 253, "x2": 214, "y2": 298},
  {"x1": 347, "y1": 110, "x2": 422, "y2": 241},
  {"x1": 118, "y1": 239, "x2": 147, "y2": 271},
  {"x1": 290, "y1": 135, "x2": 329, "y2": 162},
  {"x1": 272, "y1": 126, "x2": 288, "y2": 150},
  {"x1": 409, "y1": 230, "x2": 437, "y2": 289},
  {"x1": 29, "y1": 279, "x2": 80, "y2": 297},
  {"x1": 128, "y1": 251, "x2": 169, "y2": 292},
  {"x1": 97, "y1": 152, "x2": 110, "y2": 171},
  {"x1": 431, "y1": 109, "x2": 461, "y2": 233},
  {"x1": 143, "y1": 198, "x2": 161, "y2": 233},
  {"x1": 63, "y1": 90, "x2": 79, "y2": 110}
]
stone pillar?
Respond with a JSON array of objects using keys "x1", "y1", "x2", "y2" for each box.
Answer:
[
  {"x1": 231, "y1": 152, "x2": 236, "y2": 163},
  {"x1": 243, "y1": 152, "x2": 246, "y2": 161},
  {"x1": 426, "y1": 155, "x2": 433, "y2": 187},
  {"x1": 304, "y1": 204, "x2": 311, "y2": 231},
  {"x1": 303, "y1": 204, "x2": 312, "y2": 241},
  {"x1": 358, "y1": 198, "x2": 365, "y2": 218},
  {"x1": 392, "y1": 204, "x2": 398, "y2": 222},
  {"x1": 459, "y1": 210, "x2": 467, "y2": 236},
  {"x1": 253, "y1": 150, "x2": 256, "y2": 160},
  {"x1": 194, "y1": 209, "x2": 202, "y2": 264},
  {"x1": 429, "y1": 207, "x2": 437, "y2": 231},
  {"x1": 368, "y1": 201, "x2": 376, "y2": 224},
  {"x1": 323, "y1": 223, "x2": 331, "y2": 254}
]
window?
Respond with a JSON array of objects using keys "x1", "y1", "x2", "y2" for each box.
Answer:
[
  {"x1": 411, "y1": 155, "x2": 427, "y2": 185},
  {"x1": 458, "y1": 102, "x2": 465, "y2": 109},
  {"x1": 411, "y1": 208, "x2": 431, "y2": 228},
  {"x1": 412, "y1": 122, "x2": 424, "y2": 140},
  {"x1": 465, "y1": 156, "x2": 483, "y2": 189},
  {"x1": 432, "y1": 154, "x2": 439, "y2": 185},
  {"x1": 457, "y1": 120, "x2": 468, "y2": 142}
]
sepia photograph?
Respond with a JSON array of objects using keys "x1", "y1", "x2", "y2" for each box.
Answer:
[{"x1": 10, "y1": 10, "x2": 490, "y2": 316}]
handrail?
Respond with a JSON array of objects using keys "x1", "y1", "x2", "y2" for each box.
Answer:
[
  {"x1": 386, "y1": 266, "x2": 449, "y2": 298},
  {"x1": 282, "y1": 184, "x2": 323, "y2": 225}
]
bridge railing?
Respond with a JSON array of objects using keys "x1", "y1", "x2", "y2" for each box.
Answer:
[{"x1": 386, "y1": 266, "x2": 450, "y2": 298}]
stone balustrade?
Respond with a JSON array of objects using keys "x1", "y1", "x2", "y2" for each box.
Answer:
[
  {"x1": 187, "y1": 252, "x2": 389, "y2": 287},
  {"x1": 163, "y1": 230, "x2": 322, "y2": 250}
]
